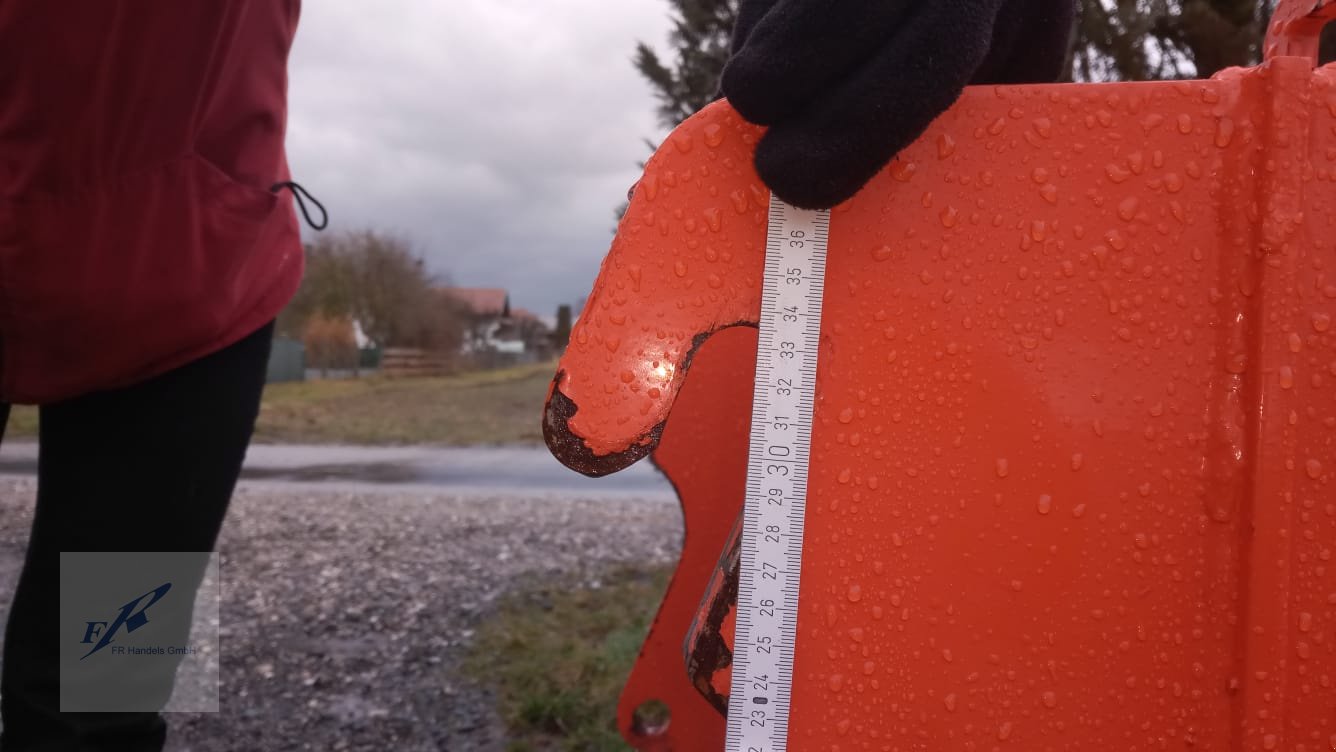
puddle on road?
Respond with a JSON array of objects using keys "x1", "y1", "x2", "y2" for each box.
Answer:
[
  {"x1": 242, "y1": 462, "x2": 423, "y2": 484},
  {"x1": 0, "y1": 445, "x2": 675, "y2": 498}
]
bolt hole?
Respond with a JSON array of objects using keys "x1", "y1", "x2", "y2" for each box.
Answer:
[{"x1": 631, "y1": 698, "x2": 671, "y2": 737}]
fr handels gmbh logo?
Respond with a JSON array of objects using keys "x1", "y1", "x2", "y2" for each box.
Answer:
[{"x1": 80, "y1": 582, "x2": 173, "y2": 660}]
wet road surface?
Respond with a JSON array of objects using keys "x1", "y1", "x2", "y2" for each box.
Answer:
[{"x1": 0, "y1": 442, "x2": 674, "y2": 499}]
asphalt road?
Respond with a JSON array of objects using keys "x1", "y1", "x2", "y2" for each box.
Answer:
[{"x1": 0, "y1": 441, "x2": 674, "y2": 500}]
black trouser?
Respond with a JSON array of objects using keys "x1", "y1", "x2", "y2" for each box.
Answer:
[{"x1": 0, "y1": 322, "x2": 273, "y2": 751}]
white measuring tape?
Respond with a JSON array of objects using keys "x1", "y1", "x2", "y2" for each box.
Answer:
[{"x1": 725, "y1": 196, "x2": 830, "y2": 752}]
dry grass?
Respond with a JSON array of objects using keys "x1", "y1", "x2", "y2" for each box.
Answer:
[{"x1": 1, "y1": 406, "x2": 36, "y2": 439}]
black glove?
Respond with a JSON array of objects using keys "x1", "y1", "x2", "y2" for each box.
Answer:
[{"x1": 721, "y1": 0, "x2": 1076, "y2": 209}]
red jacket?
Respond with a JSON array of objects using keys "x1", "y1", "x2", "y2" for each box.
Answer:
[{"x1": 0, "y1": 1, "x2": 305, "y2": 403}]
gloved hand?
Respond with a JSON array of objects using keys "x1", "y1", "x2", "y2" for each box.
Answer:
[{"x1": 722, "y1": 0, "x2": 1076, "y2": 209}]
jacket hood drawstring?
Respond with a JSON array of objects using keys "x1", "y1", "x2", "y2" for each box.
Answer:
[{"x1": 271, "y1": 181, "x2": 328, "y2": 231}]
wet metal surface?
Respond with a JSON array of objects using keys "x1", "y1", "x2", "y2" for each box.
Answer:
[{"x1": 543, "y1": 6, "x2": 1336, "y2": 745}]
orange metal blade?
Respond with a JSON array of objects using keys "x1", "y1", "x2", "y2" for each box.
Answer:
[{"x1": 548, "y1": 4, "x2": 1336, "y2": 748}]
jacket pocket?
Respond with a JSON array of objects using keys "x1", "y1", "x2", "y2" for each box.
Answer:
[{"x1": 1, "y1": 151, "x2": 284, "y2": 402}]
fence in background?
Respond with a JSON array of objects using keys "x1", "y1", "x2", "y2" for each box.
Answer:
[
  {"x1": 266, "y1": 337, "x2": 306, "y2": 384},
  {"x1": 379, "y1": 348, "x2": 452, "y2": 377}
]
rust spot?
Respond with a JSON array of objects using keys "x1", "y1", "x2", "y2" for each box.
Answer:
[
  {"x1": 542, "y1": 370, "x2": 663, "y2": 477},
  {"x1": 685, "y1": 521, "x2": 740, "y2": 716},
  {"x1": 543, "y1": 323, "x2": 754, "y2": 478}
]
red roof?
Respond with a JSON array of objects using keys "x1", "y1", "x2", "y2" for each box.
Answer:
[{"x1": 442, "y1": 287, "x2": 508, "y2": 317}]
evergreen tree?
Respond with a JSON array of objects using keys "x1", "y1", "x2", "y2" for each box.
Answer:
[
  {"x1": 1070, "y1": 0, "x2": 1332, "y2": 82},
  {"x1": 634, "y1": 0, "x2": 741, "y2": 129},
  {"x1": 632, "y1": 1, "x2": 1331, "y2": 115}
]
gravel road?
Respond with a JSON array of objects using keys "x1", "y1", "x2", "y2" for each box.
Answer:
[{"x1": 0, "y1": 476, "x2": 684, "y2": 751}]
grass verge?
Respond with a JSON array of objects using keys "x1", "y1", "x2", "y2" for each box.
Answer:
[
  {"x1": 466, "y1": 565, "x2": 672, "y2": 752},
  {"x1": 252, "y1": 361, "x2": 556, "y2": 445},
  {"x1": 2, "y1": 406, "x2": 36, "y2": 439},
  {"x1": 2, "y1": 361, "x2": 557, "y2": 445}
]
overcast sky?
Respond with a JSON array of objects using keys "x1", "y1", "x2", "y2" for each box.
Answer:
[{"x1": 286, "y1": 1, "x2": 675, "y2": 319}]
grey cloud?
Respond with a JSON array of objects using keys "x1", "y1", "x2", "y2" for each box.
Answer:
[{"x1": 286, "y1": 1, "x2": 673, "y2": 316}]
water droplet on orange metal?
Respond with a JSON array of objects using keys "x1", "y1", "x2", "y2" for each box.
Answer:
[
  {"x1": 703, "y1": 123, "x2": 724, "y2": 148},
  {"x1": 996, "y1": 458, "x2": 1010, "y2": 478},
  {"x1": 674, "y1": 260, "x2": 688, "y2": 277},
  {"x1": 1042, "y1": 691, "x2": 1058, "y2": 708},
  {"x1": 941, "y1": 206, "x2": 960, "y2": 228},
  {"x1": 704, "y1": 207, "x2": 722, "y2": 233},
  {"x1": 1314, "y1": 313, "x2": 1332, "y2": 332},
  {"x1": 729, "y1": 190, "x2": 749, "y2": 214},
  {"x1": 1118, "y1": 197, "x2": 1140, "y2": 221},
  {"x1": 1106, "y1": 164, "x2": 1132, "y2": 183},
  {"x1": 1037, "y1": 494, "x2": 1053, "y2": 515},
  {"x1": 937, "y1": 134, "x2": 957, "y2": 159},
  {"x1": 1216, "y1": 117, "x2": 1235, "y2": 148},
  {"x1": 998, "y1": 721, "x2": 1014, "y2": 741},
  {"x1": 640, "y1": 174, "x2": 659, "y2": 201},
  {"x1": 1177, "y1": 114, "x2": 1193, "y2": 134},
  {"x1": 847, "y1": 584, "x2": 862, "y2": 602},
  {"x1": 828, "y1": 674, "x2": 845, "y2": 692},
  {"x1": 944, "y1": 693, "x2": 958, "y2": 711},
  {"x1": 872, "y1": 245, "x2": 894, "y2": 262},
  {"x1": 838, "y1": 407, "x2": 855, "y2": 424},
  {"x1": 1307, "y1": 459, "x2": 1323, "y2": 479}
]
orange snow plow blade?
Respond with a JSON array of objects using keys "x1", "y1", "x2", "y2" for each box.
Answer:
[{"x1": 545, "y1": 2, "x2": 1336, "y2": 748}]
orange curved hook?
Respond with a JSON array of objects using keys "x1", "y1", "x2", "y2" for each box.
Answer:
[{"x1": 543, "y1": 103, "x2": 770, "y2": 475}]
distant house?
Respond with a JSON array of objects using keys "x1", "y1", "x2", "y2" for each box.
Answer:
[{"x1": 442, "y1": 287, "x2": 552, "y2": 364}]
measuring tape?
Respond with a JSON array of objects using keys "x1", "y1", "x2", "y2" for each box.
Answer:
[{"x1": 725, "y1": 196, "x2": 830, "y2": 752}]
